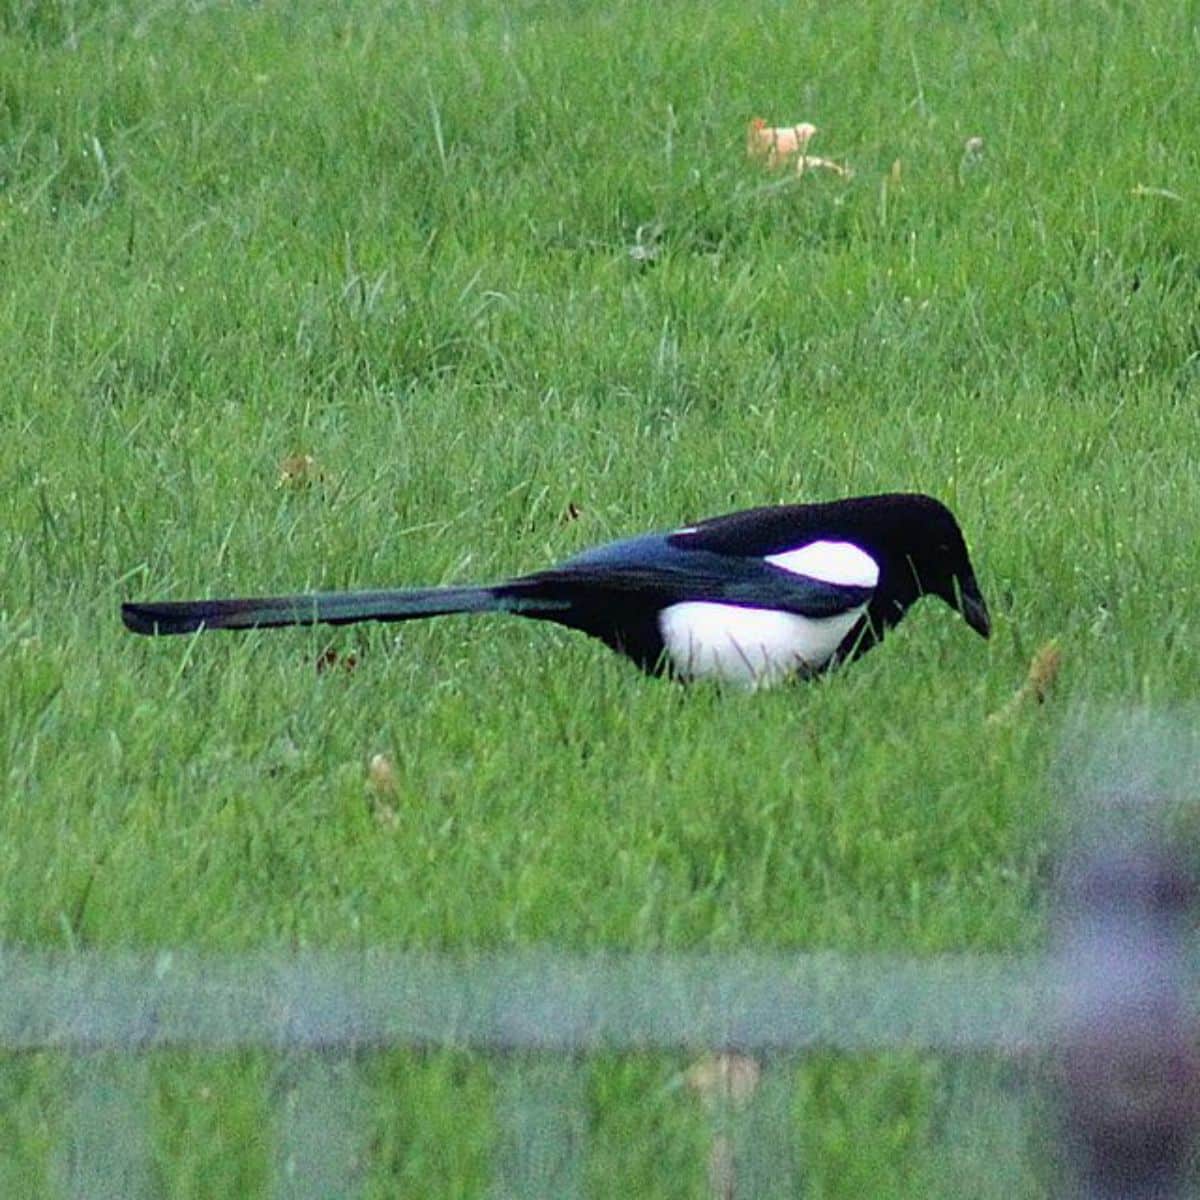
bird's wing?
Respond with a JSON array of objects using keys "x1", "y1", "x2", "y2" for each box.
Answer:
[
  {"x1": 521, "y1": 533, "x2": 874, "y2": 619},
  {"x1": 665, "y1": 506, "x2": 821, "y2": 557}
]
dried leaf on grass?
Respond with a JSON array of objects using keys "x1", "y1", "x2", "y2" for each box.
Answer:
[
  {"x1": 987, "y1": 640, "x2": 1063, "y2": 725},
  {"x1": 367, "y1": 753, "x2": 396, "y2": 796},
  {"x1": 748, "y1": 117, "x2": 854, "y2": 181},
  {"x1": 367, "y1": 753, "x2": 399, "y2": 828},
  {"x1": 277, "y1": 453, "x2": 328, "y2": 490},
  {"x1": 746, "y1": 118, "x2": 818, "y2": 166}
]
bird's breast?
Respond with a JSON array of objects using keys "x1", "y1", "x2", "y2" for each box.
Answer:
[{"x1": 657, "y1": 601, "x2": 866, "y2": 687}]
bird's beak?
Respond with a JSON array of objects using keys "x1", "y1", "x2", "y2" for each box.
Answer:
[{"x1": 958, "y1": 578, "x2": 991, "y2": 639}]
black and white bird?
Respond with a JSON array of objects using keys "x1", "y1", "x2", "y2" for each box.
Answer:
[{"x1": 122, "y1": 493, "x2": 990, "y2": 687}]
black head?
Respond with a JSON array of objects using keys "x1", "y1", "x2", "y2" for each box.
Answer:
[{"x1": 853, "y1": 494, "x2": 991, "y2": 637}]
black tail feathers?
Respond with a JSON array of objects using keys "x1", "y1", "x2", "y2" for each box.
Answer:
[{"x1": 121, "y1": 585, "x2": 507, "y2": 637}]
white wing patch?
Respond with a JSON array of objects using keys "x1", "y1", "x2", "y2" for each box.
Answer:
[
  {"x1": 764, "y1": 540, "x2": 879, "y2": 588},
  {"x1": 658, "y1": 601, "x2": 867, "y2": 688}
]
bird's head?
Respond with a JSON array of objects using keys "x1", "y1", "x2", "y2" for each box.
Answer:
[
  {"x1": 893, "y1": 496, "x2": 991, "y2": 638},
  {"x1": 823, "y1": 493, "x2": 990, "y2": 638}
]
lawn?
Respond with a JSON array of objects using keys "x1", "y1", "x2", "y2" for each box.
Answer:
[{"x1": 1, "y1": 0, "x2": 1198, "y2": 1194}]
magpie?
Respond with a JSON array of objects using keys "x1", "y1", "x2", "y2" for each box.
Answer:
[{"x1": 121, "y1": 493, "x2": 990, "y2": 687}]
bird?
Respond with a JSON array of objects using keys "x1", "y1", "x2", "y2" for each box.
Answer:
[{"x1": 121, "y1": 492, "x2": 990, "y2": 687}]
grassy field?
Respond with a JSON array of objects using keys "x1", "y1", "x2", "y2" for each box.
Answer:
[{"x1": 2, "y1": 0, "x2": 1199, "y2": 1193}]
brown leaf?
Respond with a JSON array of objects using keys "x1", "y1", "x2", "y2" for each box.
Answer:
[
  {"x1": 747, "y1": 118, "x2": 818, "y2": 168},
  {"x1": 987, "y1": 639, "x2": 1063, "y2": 724},
  {"x1": 277, "y1": 453, "x2": 326, "y2": 490},
  {"x1": 1025, "y1": 639, "x2": 1062, "y2": 702}
]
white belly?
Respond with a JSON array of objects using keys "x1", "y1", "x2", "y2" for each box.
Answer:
[{"x1": 658, "y1": 601, "x2": 865, "y2": 687}]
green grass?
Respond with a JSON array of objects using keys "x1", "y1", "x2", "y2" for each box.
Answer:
[{"x1": 2, "y1": 0, "x2": 1199, "y2": 1193}]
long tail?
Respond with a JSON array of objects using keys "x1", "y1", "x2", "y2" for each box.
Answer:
[{"x1": 122, "y1": 584, "x2": 519, "y2": 637}]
